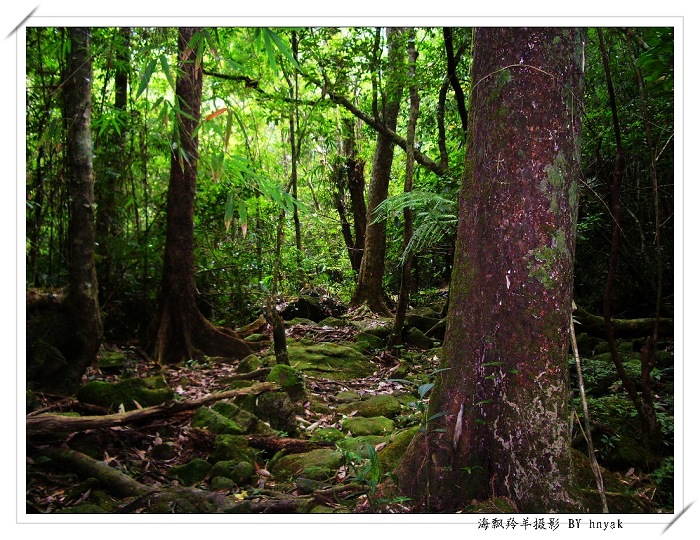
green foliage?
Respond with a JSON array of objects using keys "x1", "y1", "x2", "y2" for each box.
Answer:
[
  {"x1": 374, "y1": 191, "x2": 457, "y2": 263},
  {"x1": 390, "y1": 367, "x2": 451, "y2": 433}
]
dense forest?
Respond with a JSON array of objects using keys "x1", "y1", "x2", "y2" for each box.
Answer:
[{"x1": 24, "y1": 26, "x2": 675, "y2": 515}]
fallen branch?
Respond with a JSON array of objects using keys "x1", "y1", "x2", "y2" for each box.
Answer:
[
  {"x1": 26, "y1": 381, "x2": 279, "y2": 438},
  {"x1": 574, "y1": 307, "x2": 673, "y2": 339}
]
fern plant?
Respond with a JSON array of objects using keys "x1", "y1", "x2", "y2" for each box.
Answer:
[{"x1": 373, "y1": 191, "x2": 458, "y2": 263}]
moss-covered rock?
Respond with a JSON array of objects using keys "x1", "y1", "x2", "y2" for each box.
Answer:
[
  {"x1": 336, "y1": 394, "x2": 402, "y2": 419},
  {"x1": 151, "y1": 442, "x2": 177, "y2": 461},
  {"x1": 287, "y1": 342, "x2": 375, "y2": 381},
  {"x1": 210, "y1": 460, "x2": 256, "y2": 485},
  {"x1": 318, "y1": 317, "x2": 347, "y2": 327},
  {"x1": 97, "y1": 350, "x2": 129, "y2": 373},
  {"x1": 342, "y1": 416, "x2": 395, "y2": 436},
  {"x1": 210, "y1": 476, "x2": 237, "y2": 490},
  {"x1": 250, "y1": 391, "x2": 299, "y2": 436},
  {"x1": 168, "y1": 458, "x2": 212, "y2": 486},
  {"x1": 354, "y1": 331, "x2": 386, "y2": 351},
  {"x1": 208, "y1": 434, "x2": 258, "y2": 464},
  {"x1": 350, "y1": 317, "x2": 394, "y2": 339},
  {"x1": 191, "y1": 406, "x2": 246, "y2": 435},
  {"x1": 310, "y1": 427, "x2": 345, "y2": 444},
  {"x1": 236, "y1": 354, "x2": 264, "y2": 373},
  {"x1": 269, "y1": 448, "x2": 343, "y2": 482},
  {"x1": 212, "y1": 400, "x2": 258, "y2": 432},
  {"x1": 404, "y1": 327, "x2": 434, "y2": 349},
  {"x1": 337, "y1": 435, "x2": 387, "y2": 457},
  {"x1": 333, "y1": 390, "x2": 362, "y2": 403},
  {"x1": 267, "y1": 364, "x2": 307, "y2": 401},
  {"x1": 76, "y1": 376, "x2": 173, "y2": 411},
  {"x1": 377, "y1": 426, "x2": 419, "y2": 473},
  {"x1": 404, "y1": 307, "x2": 442, "y2": 334}
]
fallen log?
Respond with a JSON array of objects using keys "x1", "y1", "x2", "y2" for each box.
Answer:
[
  {"x1": 26, "y1": 381, "x2": 279, "y2": 438},
  {"x1": 573, "y1": 307, "x2": 673, "y2": 339}
]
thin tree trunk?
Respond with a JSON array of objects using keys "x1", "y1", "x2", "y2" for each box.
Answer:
[
  {"x1": 350, "y1": 27, "x2": 406, "y2": 316},
  {"x1": 389, "y1": 30, "x2": 419, "y2": 347},
  {"x1": 63, "y1": 26, "x2": 103, "y2": 391}
]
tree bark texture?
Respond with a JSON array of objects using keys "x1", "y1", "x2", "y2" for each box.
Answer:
[
  {"x1": 351, "y1": 27, "x2": 406, "y2": 315},
  {"x1": 63, "y1": 27, "x2": 104, "y2": 392},
  {"x1": 396, "y1": 27, "x2": 586, "y2": 513},
  {"x1": 151, "y1": 28, "x2": 252, "y2": 364}
]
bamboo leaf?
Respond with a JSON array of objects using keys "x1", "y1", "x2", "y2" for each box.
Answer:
[
  {"x1": 224, "y1": 193, "x2": 235, "y2": 232},
  {"x1": 238, "y1": 201, "x2": 248, "y2": 238},
  {"x1": 159, "y1": 54, "x2": 176, "y2": 91},
  {"x1": 135, "y1": 57, "x2": 158, "y2": 99},
  {"x1": 205, "y1": 107, "x2": 228, "y2": 122}
]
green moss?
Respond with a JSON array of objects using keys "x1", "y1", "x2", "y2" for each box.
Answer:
[
  {"x1": 336, "y1": 394, "x2": 403, "y2": 419},
  {"x1": 210, "y1": 460, "x2": 255, "y2": 485},
  {"x1": 266, "y1": 364, "x2": 307, "y2": 401},
  {"x1": 208, "y1": 434, "x2": 257, "y2": 464},
  {"x1": 287, "y1": 342, "x2": 375, "y2": 380},
  {"x1": 377, "y1": 426, "x2": 420, "y2": 474},
  {"x1": 76, "y1": 376, "x2": 173, "y2": 411},
  {"x1": 342, "y1": 416, "x2": 395, "y2": 436},
  {"x1": 269, "y1": 448, "x2": 343, "y2": 481},
  {"x1": 310, "y1": 427, "x2": 345, "y2": 443},
  {"x1": 526, "y1": 245, "x2": 559, "y2": 290},
  {"x1": 191, "y1": 406, "x2": 246, "y2": 435},
  {"x1": 168, "y1": 458, "x2": 211, "y2": 486}
]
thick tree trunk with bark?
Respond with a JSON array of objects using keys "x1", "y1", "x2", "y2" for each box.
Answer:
[
  {"x1": 150, "y1": 28, "x2": 252, "y2": 364},
  {"x1": 62, "y1": 27, "x2": 103, "y2": 393},
  {"x1": 396, "y1": 27, "x2": 587, "y2": 513},
  {"x1": 350, "y1": 28, "x2": 405, "y2": 315}
]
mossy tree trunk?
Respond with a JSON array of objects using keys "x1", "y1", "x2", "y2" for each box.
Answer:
[
  {"x1": 150, "y1": 28, "x2": 252, "y2": 364},
  {"x1": 396, "y1": 27, "x2": 586, "y2": 513},
  {"x1": 350, "y1": 28, "x2": 406, "y2": 316},
  {"x1": 62, "y1": 26, "x2": 103, "y2": 392}
]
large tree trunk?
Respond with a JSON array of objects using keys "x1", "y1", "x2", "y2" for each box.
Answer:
[
  {"x1": 350, "y1": 28, "x2": 405, "y2": 316},
  {"x1": 396, "y1": 27, "x2": 586, "y2": 513},
  {"x1": 61, "y1": 27, "x2": 103, "y2": 393},
  {"x1": 150, "y1": 28, "x2": 252, "y2": 364}
]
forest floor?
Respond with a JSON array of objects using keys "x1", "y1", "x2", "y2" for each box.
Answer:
[{"x1": 25, "y1": 303, "x2": 675, "y2": 516}]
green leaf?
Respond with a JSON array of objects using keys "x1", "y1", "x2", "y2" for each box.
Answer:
[
  {"x1": 427, "y1": 411, "x2": 447, "y2": 423},
  {"x1": 224, "y1": 193, "x2": 235, "y2": 232},
  {"x1": 135, "y1": 57, "x2": 158, "y2": 99},
  {"x1": 418, "y1": 382, "x2": 435, "y2": 399},
  {"x1": 159, "y1": 54, "x2": 176, "y2": 91}
]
